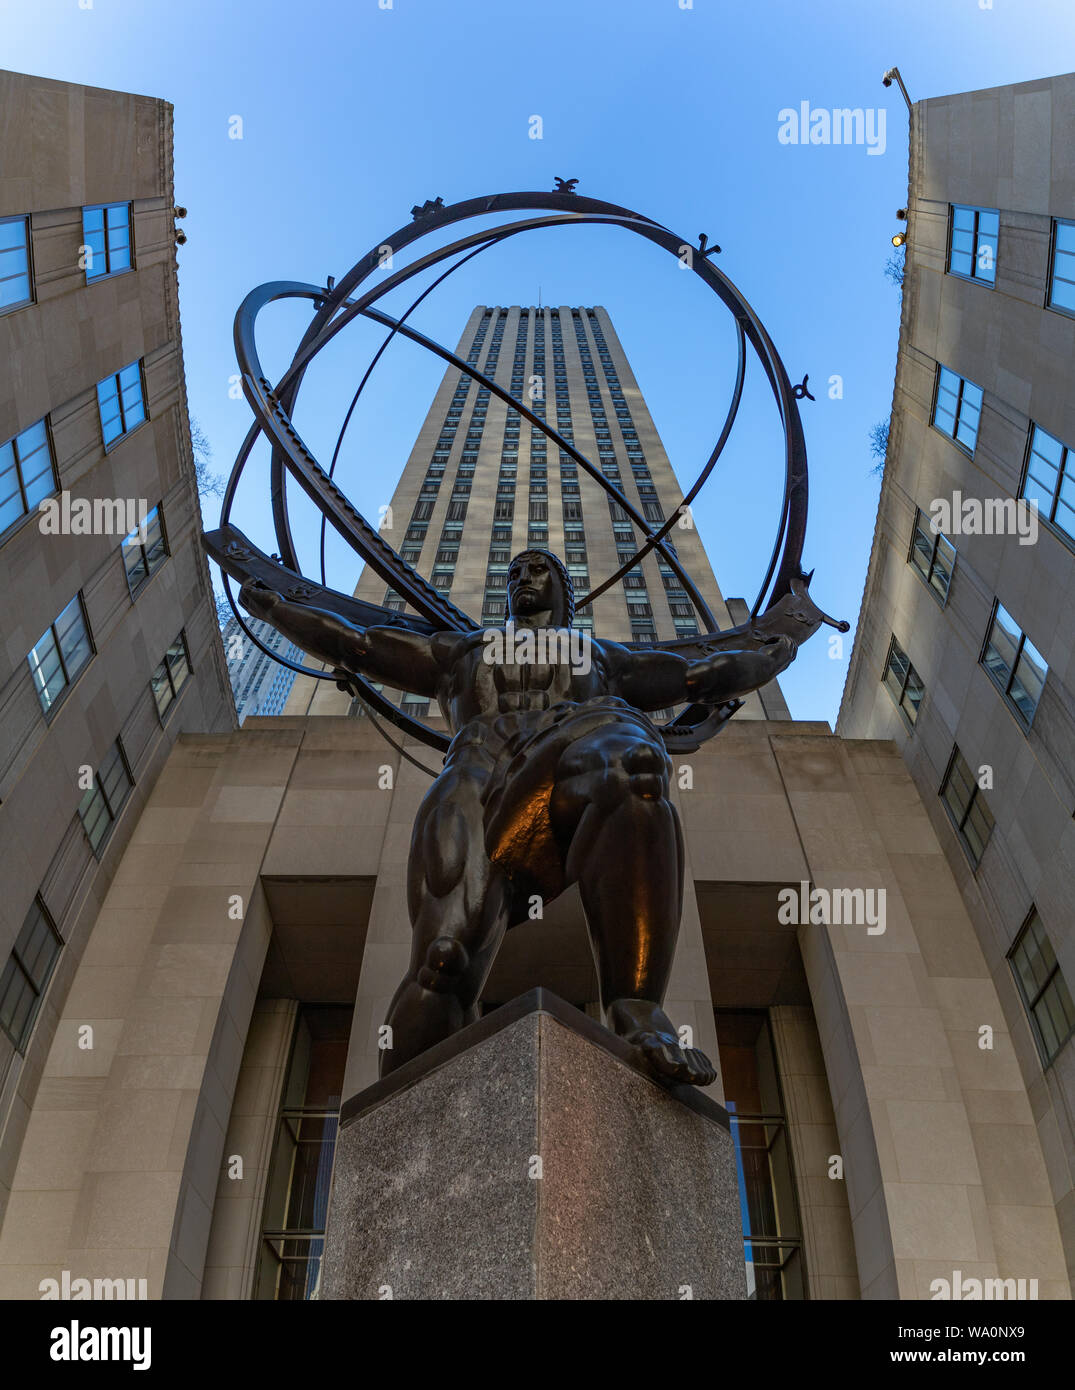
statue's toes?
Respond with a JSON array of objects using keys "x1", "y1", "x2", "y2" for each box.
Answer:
[
  {"x1": 636, "y1": 1036, "x2": 691, "y2": 1082},
  {"x1": 686, "y1": 1049, "x2": 719, "y2": 1086}
]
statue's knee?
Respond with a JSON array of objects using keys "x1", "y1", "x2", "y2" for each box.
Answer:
[
  {"x1": 627, "y1": 769, "x2": 667, "y2": 800},
  {"x1": 418, "y1": 935, "x2": 470, "y2": 993}
]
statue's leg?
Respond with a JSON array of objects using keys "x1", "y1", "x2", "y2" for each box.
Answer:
[
  {"x1": 380, "y1": 764, "x2": 509, "y2": 1077},
  {"x1": 551, "y1": 724, "x2": 717, "y2": 1087}
]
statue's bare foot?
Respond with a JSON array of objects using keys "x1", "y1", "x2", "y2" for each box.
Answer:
[{"x1": 607, "y1": 998, "x2": 718, "y2": 1087}]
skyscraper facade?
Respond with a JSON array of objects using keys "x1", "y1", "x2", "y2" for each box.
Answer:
[
  {"x1": 222, "y1": 615, "x2": 302, "y2": 723},
  {"x1": 838, "y1": 73, "x2": 1075, "y2": 1285},
  {"x1": 284, "y1": 305, "x2": 790, "y2": 721},
  {"x1": 0, "y1": 70, "x2": 234, "y2": 1235}
]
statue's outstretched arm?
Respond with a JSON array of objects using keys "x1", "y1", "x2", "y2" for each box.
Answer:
[
  {"x1": 609, "y1": 634, "x2": 797, "y2": 710},
  {"x1": 238, "y1": 579, "x2": 441, "y2": 696}
]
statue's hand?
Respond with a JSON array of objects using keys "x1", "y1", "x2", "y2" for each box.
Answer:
[
  {"x1": 688, "y1": 633, "x2": 797, "y2": 703},
  {"x1": 755, "y1": 632, "x2": 798, "y2": 673},
  {"x1": 758, "y1": 631, "x2": 797, "y2": 659},
  {"x1": 238, "y1": 577, "x2": 282, "y2": 621}
]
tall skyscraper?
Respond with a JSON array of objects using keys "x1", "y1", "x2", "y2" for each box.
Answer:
[
  {"x1": 839, "y1": 73, "x2": 1075, "y2": 1284},
  {"x1": 0, "y1": 70, "x2": 233, "y2": 1232},
  {"x1": 222, "y1": 615, "x2": 303, "y2": 723},
  {"x1": 284, "y1": 305, "x2": 790, "y2": 721}
]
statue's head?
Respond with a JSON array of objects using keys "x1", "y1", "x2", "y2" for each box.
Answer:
[{"x1": 506, "y1": 549, "x2": 575, "y2": 627}]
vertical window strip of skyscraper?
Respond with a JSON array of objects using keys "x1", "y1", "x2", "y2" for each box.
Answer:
[{"x1": 578, "y1": 313, "x2": 680, "y2": 632}]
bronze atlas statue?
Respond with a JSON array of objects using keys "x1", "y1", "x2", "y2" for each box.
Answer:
[{"x1": 203, "y1": 185, "x2": 848, "y2": 1088}]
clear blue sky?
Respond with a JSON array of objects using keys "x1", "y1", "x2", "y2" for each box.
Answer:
[{"x1": 4, "y1": 0, "x2": 1073, "y2": 721}]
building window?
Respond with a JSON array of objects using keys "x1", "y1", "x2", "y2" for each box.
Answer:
[
  {"x1": 78, "y1": 739, "x2": 133, "y2": 856},
  {"x1": 940, "y1": 746, "x2": 994, "y2": 867},
  {"x1": 1021, "y1": 423, "x2": 1075, "y2": 546},
  {"x1": 0, "y1": 215, "x2": 33, "y2": 313},
  {"x1": 0, "y1": 898, "x2": 62, "y2": 1053},
  {"x1": 716, "y1": 1011, "x2": 804, "y2": 1301},
  {"x1": 151, "y1": 631, "x2": 192, "y2": 720},
  {"x1": 932, "y1": 365, "x2": 983, "y2": 454},
  {"x1": 0, "y1": 417, "x2": 56, "y2": 536},
  {"x1": 97, "y1": 361, "x2": 146, "y2": 449},
  {"x1": 882, "y1": 635, "x2": 925, "y2": 727},
  {"x1": 82, "y1": 202, "x2": 133, "y2": 281},
  {"x1": 256, "y1": 1006, "x2": 351, "y2": 1300},
  {"x1": 121, "y1": 504, "x2": 168, "y2": 596},
  {"x1": 946, "y1": 204, "x2": 999, "y2": 285},
  {"x1": 1009, "y1": 909, "x2": 1075, "y2": 1067},
  {"x1": 1047, "y1": 218, "x2": 1075, "y2": 316},
  {"x1": 28, "y1": 594, "x2": 93, "y2": 716},
  {"x1": 908, "y1": 508, "x2": 956, "y2": 603},
  {"x1": 980, "y1": 602, "x2": 1047, "y2": 727}
]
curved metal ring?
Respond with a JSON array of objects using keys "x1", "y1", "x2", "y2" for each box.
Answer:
[{"x1": 214, "y1": 189, "x2": 811, "y2": 756}]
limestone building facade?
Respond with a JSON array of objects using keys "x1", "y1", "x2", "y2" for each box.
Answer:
[
  {"x1": 0, "y1": 69, "x2": 234, "y2": 1243},
  {"x1": 838, "y1": 72, "x2": 1075, "y2": 1288}
]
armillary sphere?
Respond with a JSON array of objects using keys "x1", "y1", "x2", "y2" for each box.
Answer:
[{"x1": 203, "y1": 185, "x2": 848, "y2": 766}]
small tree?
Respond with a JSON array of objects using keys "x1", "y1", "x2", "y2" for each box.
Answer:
[
  {"x1": 214, "y1": 589, "x2": 234, "y2": 631},
  {"x1": 869, "y1": 418, "x2": 890, "y2": 477},
  {"x1": 190, "y1": 416, "x2": 224, "y2": 500},
  {"x1": 884, "y1": 246, "x2": 905, "y2": 289}
]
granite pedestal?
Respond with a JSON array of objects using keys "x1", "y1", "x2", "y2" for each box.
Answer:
[{"x1": 320, "y1": 990, "x2": 747, "y2": 1300}]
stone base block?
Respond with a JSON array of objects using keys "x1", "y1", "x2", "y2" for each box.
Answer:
[{"x1": 321, "y1": 989, "x2": 746, "y2": 1300}]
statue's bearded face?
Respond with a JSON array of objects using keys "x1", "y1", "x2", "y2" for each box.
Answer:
[{"x1": 507, "y1": 553, "x2": 554, "y2": 618}]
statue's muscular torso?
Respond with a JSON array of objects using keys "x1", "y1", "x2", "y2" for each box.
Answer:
[{"x1": 427, "y1": 628, "x2": 616, "y2": 734}]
